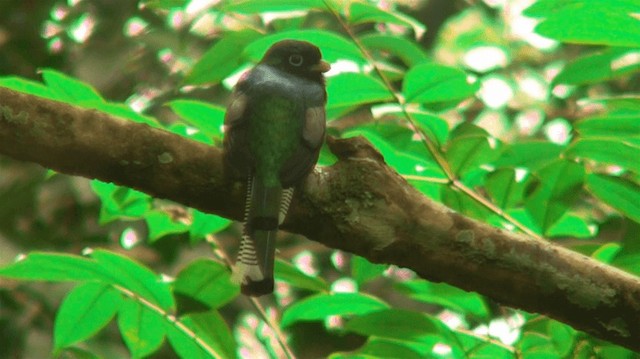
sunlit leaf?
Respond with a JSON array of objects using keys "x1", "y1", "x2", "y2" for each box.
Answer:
[
  {"x1": 275, "y1": 259, "x2": 329, "y2": 292},
  {"x1": 281, "y1": 293, "x2": 389, "y2": 327},
  {"x1": 327, "y1": 73, "x2": 393, "y2": 112},
  {"x1": 575, "y1": 114, "x2": 640, "y2": 139},
  {"x1": 190, "y1": 210, "x2": 231, "y2": 240},
  {"x1": 586, "y1": 174, "x2": 640, "y2": 223},
  {"x1": 186, "y1": 29, "x2": 262, "y2": 85},
  {"x1": 40, "y1": 69, "x2": 103, "y2": 103},
  {"x1": 174, "y1": 259, "x2": 239, "y2": 308},
  {"x1": 351, "y1": 256, "x2": 387, "y2": 286},
  {"x1": 167, "y1": 100, "x2": 226, "y2": 139},
  {"x1": 345, "y1": 309, "x2": 444, "y2": 340},
  {"x1": 181, "y1": 311, "x2": 236, "y2": 359},
  {"x1": 403, "y1": 63, "x2": 477, "y2": 104},
  {"x1": 221, "y1": 0, "x2": 325, "y2": 12},
  {"x1": 360, "y1": 33, "x2": 428, "y2": 67},
  {"x1": 485, "y1": 168, "x2": 530, "y2": 209},
  {"x1": 591, "y1": 243, "x2": 622, "y2": 264},
  {"x1": 54, "y1": 283, "x2": 122, "y2": 349},
  {"x1": 396, "y1": 280, "x2": 490, "y2": 319},
  {"x1": 554, "y1": 48, "x2": 640, "y2": 85},
  {"x1": 348, "y1": 2, "x2": 426, "y2": 39},
  {"x1": 117, "y1": 299, "x2": 165, "y2": 358},
  {"x1": 144, "y1": 210, "x2": 190, "y2": 241},
  {"x1": 495, "y1": 141, "x2": 564, "y2": 170},
  {"x1": 566, "y1": 139, "x2": 640, "y2": 172}
]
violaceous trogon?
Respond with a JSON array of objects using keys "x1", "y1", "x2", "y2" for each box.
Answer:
[{"x1": 223, "y1": 40, "x2": 330, "y2": 296}]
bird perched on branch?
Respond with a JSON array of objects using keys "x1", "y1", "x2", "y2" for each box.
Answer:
[{"x1": 223, "y1": 40, "x2": 330, "y2": 296}]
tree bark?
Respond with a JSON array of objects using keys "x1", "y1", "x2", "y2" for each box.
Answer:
[{"x1": 1, "y1": 87, "x2": 639, "y2": 351}]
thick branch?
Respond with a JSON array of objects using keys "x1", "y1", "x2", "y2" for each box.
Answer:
[{"x1": 1, "y1": 87, "x2": 639, "y2": 351}]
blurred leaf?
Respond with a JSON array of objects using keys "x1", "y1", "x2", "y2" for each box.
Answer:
[
  {"x1": 351, "y1": 256, "x2": 387, "y2": 286},
  {"x1": 495, "y1": 141, "x2": 564, "y2": 170},
  {"x1": 411, "y1": 111, "x2": 450, "y2": 147},
  {"x1": 40, "y1": 69, "x2": 103, "y2": 103},
  {"x1": 140, "y1": 0, "x2": 186, "y2": 10},
  {"x1": 446, "y1": 124, "x2": 500, "y2": 178},
  {"x1": 244, "y1": 30, "x2": 365, "y2": 64},
  {"x1": 275, "y1": 259, "x2": 330, "y2": 292},
  {"x1": 0, "y1": 252, "x2": 106, "y2": 282},
  {"x1": 525, "y1": 160, "x2": 585, "y2": 233},
  {"x1": 144, "y1": 210, "x2": 190, "y2": 242},
  {"x1": 360, "y1": 33, "x2": 428, "y2": 67},
  {"x1": 344, "y1": 309, "x2": 445, "y2": 340},
  {"x1": 527, "y1": 0, "x2": 640, "y2": 47},
  {"x1": 89, "y1": 249, "x2": 175, "y2": 310},
  {"x1": 347, "y1": 2, "x2": 426, "y2": 39},
  {"x1": 167, "y1": 100, "x2": 226, "y2": 139},
  {"x1": 591, "y1": 243, "x2": 622, "y2": 264},
  {"x1": 55, "y1": 347, "x2": 101, "y2": 359},
  {"x1": 174, "y1": 259, "x2": 239, "y2": 308},
  {"x1": 326, "y1": 72, "x2": 393, "y2": 111},
  {"x1": 221, "y1": 0, "x2": 325, "y2": 12},
  {"x1": 168, "y1": 123, "x2": 214, "y2": 145},
  {"x1": 181, "y1": 311, "x2": 236, "y2": 359},
  {"x1": 403, "y1": 63, "x2": 478, "y2": 104},
  {"x1": 186, "y1": 30, "x2": 262, "y2": 85},
  {"x1": 546, "y1": 213, "x2": 594, "y2": 238},
  {"x1": 94, "y1": 102, "x2": 160, "y2": 127},
  {"x1": 347, "y1": 337, "x2": 435, "y2": 359},
  {"x1": 190, "y1": 210, "x2": 231, "y2": 240},
  {"x1": 485, "y1": 168, "x2": 530, "y2": 209},
  {"x1": 91, "y1": 180, "x2": 152, "y2": 224},
  {"x1": 586, "y1": 174, "x2": 640, "y2": 223},
  {"x1": 0, "y1": 76, "x2": 56, "y2": 99},
  {"x1": 281, "y1": 293, "x2": 389, "y2": 327},
  {"x1": 164, "y1": 317, "x2": 214, "y2": 359},
  {"x1": 396, "y1": 280, "x2": 489, "y2": 319},
  {"x1": 554, "y1": 48, "x2": 640, "y2": 85},
  {"x1": 566, "y1": 139, "x2": 640, "y2": 172},
  {"x1": 117, "y1": 299, "x2": 165, "y2": 358},
  {"x1": 54, "y1": 283, "x2": 122, "y2": 349},
  {"x1": 454, "y1": 331, "x2": 513, "y2": 358},
  {"x1": 575, "y1": 114, "x2": 640, "y2": 139}
]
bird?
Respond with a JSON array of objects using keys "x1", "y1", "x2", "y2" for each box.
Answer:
[{"x1": 223, "y1": 40, "x2": 330, "y2": 296}]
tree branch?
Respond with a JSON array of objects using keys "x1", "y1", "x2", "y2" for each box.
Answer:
[{"x1": 1, "y1": 87, "x2": 639, "y2": 352}]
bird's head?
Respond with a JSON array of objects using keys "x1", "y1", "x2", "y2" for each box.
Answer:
[{"x1": 259, "y1": 40, "x2": 331, "y2": 83}]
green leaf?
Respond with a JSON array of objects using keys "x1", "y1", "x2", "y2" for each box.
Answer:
[
  {"x1": 144, "y1": 210, "x2": 190, "y2": 241},
  {"x1": 244, "y1": 30, "x2": 365, "y2": 64},
  {"x1": 411, "y1": 112, "x2": 450, "y2": 147},
  {"x1": 586, "y1": 174, "x2": 640, "y2": 223},
  {"x1": 575, "y1": 114, "x2": 640, "y2": 139},
  {"x1": 529, "y1": 0, "x2": 640, "y2": 47},
  {"x1": 164, "y1": 318, "x2": 212, "y2": 359},
  {"x1": 173, "y1": 259, "x2": 239, "y2": 309},
  {"x1": 348, "y1": 2, "x2": 426, "y2": 39},
  {"x1": 281, "y1": 293, "x2": 389, "y2": 327},
  {"x1": 360, "y1": 33, "x2": 428, "y2": 67},
  {"x1": 554, "y1": 48, "x2": 640, "y2": 85},
  {"x1": 55, "y1": 347, "x2": 101, "y2": 359},
  {"x1": 0, "y1": 76, "x2": 56, "y2": 99},
  {"x1": 190, "y1": 210, "x2": 231, "y2": 240},
  {"x1": 326, "y1": 73, "x2": 393, "y2": 112},
  {"x1": 274, "y1": 259, "x2": 330, "y2": 292},
  {"x1": 117, "y1": 299, "x2": 165, "y2": 358},
  {"x1": 347, "y1": 337, "x2": 435, "y2": 359},
  {"x1": 40, "y1": 69, "x2": 104, "y2": 103},
  {"x1": 351, "y1": 256, "x2": 387, "y2": 286},
  {"x1": 186, "y1": 29, "x2": 262, "y2": 85},
  {"x1": 591, "y1": 243, "x2": 622, "y2": 264},
  {"x1": 221, "y1": 0, "x2": 325, "y2": 12},
  {"x1": 0, "y1": 252, "x2": 106, "y2": 282},
  {"x1": 344, "y1": 309, "x2": 444, "y2": 340},
  {"x1": 396, "y1": 280, "x2": 489, "y2": 319},
  {"x1": 495, "y1": 141, "x2": 564, "y2": 170},
  {"x1": 485, "y1": 168, "x2": 530, "y2": 209},
  {"x1": 403, "y1": 63, "x2": 478, "y2": 104},
  {"x1": 454, "y1": 331, "x2": 513, "y2": 358},
  {"x1": 546, "y1": 213, "x2": 595, "y2": 238},
  {"x1": 94, "y1": 102, "x2": 161, "y2": 127},
  {"x1": 525, "y1": 160, "x2": 585, "y2": 233},
  {"x1": 91, "y1": 180, "x2": 152, "y2": 224},
  {"x1": 140, "y1": 0, "x2": 186, "y2": 10},
  {"x1": 446, "y1": 124, "x2": 500, "y2": 178},
  {"x1": 168, "y1": 123, "x2": 214, "y2": 145},
  {"x1": 167, "y1": 100, "x2": 226, "y2": 139},
  {"x1": 89, "y1": 249, "x2": 175, "y2": 311},
  {"x1": 181, "y1": 311, "x2": 236, "y2": 359},
  {"x1": 566, "y1": 139, "x2": 640, "y2": 172},
  {"x1": 54, "y1": 283, "x2": 123, "y2": 349}
]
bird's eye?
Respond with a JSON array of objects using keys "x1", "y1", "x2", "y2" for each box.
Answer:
[{"x1": 288, "y1": 54, "x2": 304, "y2": 67}]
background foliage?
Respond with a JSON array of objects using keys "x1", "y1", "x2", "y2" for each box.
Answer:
[{"x1": 1, "y1": 0, "x2": 639, "y2": 358}]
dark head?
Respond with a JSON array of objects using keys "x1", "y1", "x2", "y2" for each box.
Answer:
[{"x1": 260, "y1": 40, "x2": 331, "y2": 83}]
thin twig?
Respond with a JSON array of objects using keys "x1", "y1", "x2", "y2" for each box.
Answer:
[
  {"x1": 321, "y1": 1, "x2": 543, "y2": 241},
  {"x1": 206, "y1": 234, "x2": 297, "y2": 359},
  {"x1": 115, "y1": 285, "x2": 222, "y2": 359}
]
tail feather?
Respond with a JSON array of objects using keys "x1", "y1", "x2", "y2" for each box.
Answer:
[{"x1": 232, "y1": 177, "x2": 284, "y2": 296}]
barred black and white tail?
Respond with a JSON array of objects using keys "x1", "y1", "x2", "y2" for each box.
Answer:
[{"x1": 232, "y1": 177, "x2": 294, "y2": 296}]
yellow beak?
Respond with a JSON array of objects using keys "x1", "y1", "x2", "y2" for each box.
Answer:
[{"x1": 310, "y1": 60, "x2": 331, "y2": 73}]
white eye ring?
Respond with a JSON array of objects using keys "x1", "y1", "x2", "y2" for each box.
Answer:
[{"x1": 288, "y1": 54, "x2": 304, "y2": 66}]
